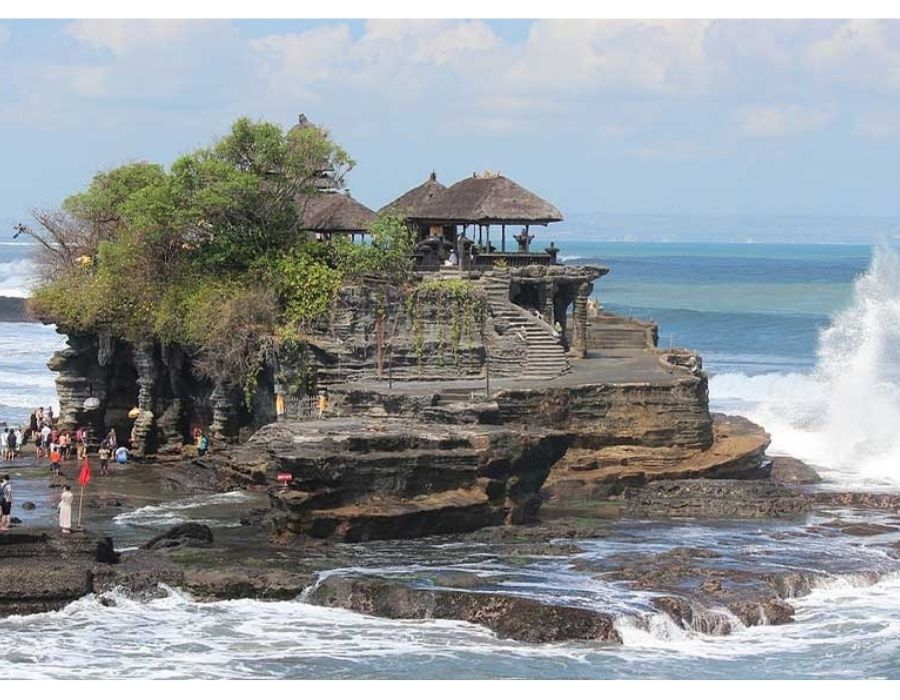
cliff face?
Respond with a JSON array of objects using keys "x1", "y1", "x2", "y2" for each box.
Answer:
[
  {"x1": 212, "y1": 419, "x2": 570, "y2": 542},
  {"x1": 48, "y1": 330, "x2": 274, "y2": 455}
]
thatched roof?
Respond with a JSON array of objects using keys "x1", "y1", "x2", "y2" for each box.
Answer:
[
  {"x1": 410, "y1": 172, "x2": 563, "y2": 225},
  {"x1": 298, "y1": 191, "x2": 375, "y2": 233},
  {"x1": 379, "y1": 172, "x2": 447, "y2": 217}
]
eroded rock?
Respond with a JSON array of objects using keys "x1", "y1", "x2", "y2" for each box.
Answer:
[{"x1": 307, "y1": 573, "x2": 622, "y2": 644}]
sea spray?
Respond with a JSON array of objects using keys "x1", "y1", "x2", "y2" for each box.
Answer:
[{"x1": 710, "y1": 246, "x2": 900, "y2": 487}]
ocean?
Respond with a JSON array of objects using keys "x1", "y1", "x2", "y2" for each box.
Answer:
[{"x1": 1, "y1": 223, "x2": 899, "y2": 679}]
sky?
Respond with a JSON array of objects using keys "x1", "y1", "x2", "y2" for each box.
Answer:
[{"x1": 3, "y1": 18, "x2": 900, "y2": 226}]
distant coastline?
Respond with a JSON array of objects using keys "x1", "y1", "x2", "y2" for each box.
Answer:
[{"x1": 0, "y1": 296, "x2": 32, "y2": 323}]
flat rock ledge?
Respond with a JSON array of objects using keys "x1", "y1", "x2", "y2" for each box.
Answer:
[
  {"x1": 623, "y1": 479, "x2": 810, "y2": 519},
  {"x1": 0, "y1": 530, "x2": 182, "y2": 616},
  {"x1": 306, "y1": 573, "x2": 622, "y2": 644}
]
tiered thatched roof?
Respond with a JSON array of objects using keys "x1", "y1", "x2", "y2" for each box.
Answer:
[
  {"x1": 298, "y1": 191, "x2": 375, "y2": 233},
  {"x1": 410, "y1": 173, "x2": 563, "y2": 225},
  {"x1": 379, "y1": 172, "x2": 447, "y2": 217}
]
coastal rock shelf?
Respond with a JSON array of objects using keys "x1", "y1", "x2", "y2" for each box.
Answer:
[
  {"x1": 0, "y1": 530, "x2": 181, "y2": 616},
  {"x1": 307, "y1": 573, "x2": 622, "y2": 644},
  {"x1": 247, "y1": 419, "x2": 569, "y2": 542}
]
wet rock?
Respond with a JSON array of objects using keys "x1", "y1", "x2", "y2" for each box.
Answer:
[
  {"x1": 9, "y1": 517, "x2": 21, "y2": 525},
  {"x1": 769, "y1": 456, "x2": 822, "y2": 485},
  {"x1": 0, "y1": 530, "x2": 118, "y2": 617},
  {"x1": 839, "y1": 523, "x2": 899, "y2": 537},
  {"x1": 141, "y1": 522, "x2": 214, "y2": 551},
  {"x1": 623, "y1": 479, "x2": 810, "y2": 519},
  {"x1": 21, "y1": 502, "x2": 36, "y2": 511},
  {"x1": 307, "y1": 574, "x2": 622, "y2": 644},
  {"x1": 183, "y1": 567, "x2": 312, "y2": 601},
  {"x1": 652, "y1": 596, "x2": 734, "y2": 636},
  {"x1": 92, "y1": 550, "x2": 185, "y2": 599}
]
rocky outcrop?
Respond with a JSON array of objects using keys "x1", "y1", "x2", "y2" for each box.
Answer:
[
  {"x1": 495, "y1": 375, "x2": 714, "y2": 450},
  {"x1": 47, "y1": 329, "x2": 273, "y2": 453},
  {"x1": 183, "y1": 567, "x2": 313, "y2": 601},
  {"x1": 141, "y1": 522, "x2": 214, "y2": 551},
  {"x1": 245, "y1": 418, "x2": 569, "y2": 542},
  {"x1": 769, "y1": 456, "x2": 823, "y2": 485},
  {"x1": 0, "y1": 530, "x2": 116, "y2": 616},
  {"x1": 622, "y1": 479, "x2": 810, "y2": 519},
  {"x1": 307, "y1": 573, "x2": 622, "y2": 644},
  {"x1": 545, "y1": 414, "x2": 770, "y2": 500}
]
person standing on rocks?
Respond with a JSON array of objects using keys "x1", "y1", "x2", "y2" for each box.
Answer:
[
  {"x1": 107, "y1": 428, "x2": 117, "y2": 450},
  {"x1": 0, "y1": 476, "x2": 12, "y2": 531},
  {"x1": 98, "y1": 442, "x2": 111, "y2": 476},
  {"x1": 6, "y1": 428, "x2": 17, "y2": 461},
  {"x1": 58, "y1": 485, "x2": 73, "y2": 534},
  {"x1": 0, "y1": 429, "x2": 7, "y2": 462},
  {"x1": 197, "y1": 431, "x2": 209, "y2": 457}
]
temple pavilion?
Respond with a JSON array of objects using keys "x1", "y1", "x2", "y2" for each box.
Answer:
[{"x1": 386, "y1": 171, "x2": 564, "y2": 270}]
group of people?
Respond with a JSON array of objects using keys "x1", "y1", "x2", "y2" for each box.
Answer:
[{"x1": 0, "y1": 428, "x2": 23, "y2": 460}]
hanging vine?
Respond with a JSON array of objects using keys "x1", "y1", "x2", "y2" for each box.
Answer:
[{"x1": 403, "y1": 279, "x2": 487, "y2": 366}]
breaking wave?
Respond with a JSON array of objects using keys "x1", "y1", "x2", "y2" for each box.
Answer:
[
  {"x1": 0, "y1": 259, "x2": 35, "y2": 297},
  {"x1": 710, "y1": 246, "x2": 900, "y2": 488}
]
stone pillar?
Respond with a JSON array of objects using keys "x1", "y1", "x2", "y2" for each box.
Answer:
[
  {"x1": 210, "y1": 381, "x2": 240, "y2": 443},
  {"x1": 130, "y1": 343, "x2": 159, "y2": 456},
  {"x1": 572, "y1": 282, "x2": 593, "y2": 359}
]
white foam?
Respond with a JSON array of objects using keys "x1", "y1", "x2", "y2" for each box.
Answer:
[
  {"x1": 113, "y1": 491, "x2": 252, "y2": 528},
  {"x1": 0, "y1": 260, "x2": 36, "y2": 297},
  {"x1": 710, "y1": 246, "x2": 900, "y2": 489}
]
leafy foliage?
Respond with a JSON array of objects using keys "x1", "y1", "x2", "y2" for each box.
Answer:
[{"x1": 22, "y1": 116, "x2": 412, "y2": 398}]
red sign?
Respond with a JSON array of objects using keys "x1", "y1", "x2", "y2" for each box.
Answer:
[
  {"x1": 276, "y1": 472, "x2": 293, "y2": 483},
  {"x1": 78, "y1": 457, "x2": 92, "y2": 486}
]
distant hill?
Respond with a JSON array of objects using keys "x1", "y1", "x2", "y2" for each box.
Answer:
[{"x1": 0, "y1": 296, "x2": 33, "y2": 323}]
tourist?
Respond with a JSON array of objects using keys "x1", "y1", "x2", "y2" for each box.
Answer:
[
  {"x1": 197, "y1": 431, "x2": 209, "y2": 457},
  {"x1": 34, "y1": 430, "x2": 42, "y2": 458},
  {"x1": 40, "y1": 423, "x2": 51, "y2": 456},
  {"x1": 12, "y1": 429, "x2": 22, "y2": 459},
  {"x1": 75, "y1": 427, "x2": 87, "y2": 460},
  {"x1": 114, "y1": 445, "x2": 129, "y2": 466},
  {"x1": 58, "y1": 485, "x2": 73, "y2": 534},
  {"x1": 317, "y1": 389, "x2": 328, "y2": 419},
  {"x1": 49, "y1": 446, "x2": 62, "y2": 477},
  {"x1": 7, "y1": 428, "x2": 17, "y2": 461},
  {"x1": 0, "y1": 475, "x2": 12, "y2": 531},
  {"x1": 107, "y1": 428, "x2": 118, "y2": 450},
  {"x1": 28, "y1": 410, "x2": 38, "y2": 440},
  {"x1": 0, "y1": 429, "x2": 7, "y2": 462},
  {"x1": 98, "y1": 442, "x2": 111, "y2": 476}
]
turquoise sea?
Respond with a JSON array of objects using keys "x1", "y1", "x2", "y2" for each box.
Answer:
[{"x1": 1, "y1": 220, "x2": 900, "y2": 678}]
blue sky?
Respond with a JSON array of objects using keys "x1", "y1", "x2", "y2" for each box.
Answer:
[{"x1": 3, "y1": 18, "x2": 900, "y2": 224}]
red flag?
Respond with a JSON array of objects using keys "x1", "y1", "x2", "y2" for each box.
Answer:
[{"x1": 78, "y1": 457, "x2": 91, "y2": 486}]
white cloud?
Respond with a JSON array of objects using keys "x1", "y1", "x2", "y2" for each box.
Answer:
[
  {"x1": 65, "y1": 19, "x2": 214, "y2": 55},
  {"x1": 805, "y1": 19, "x2": 900, "y2": 89},
  {"x1": 735, "y1": 103, "x2": 834, "y2": 137},
  {"x1": 250, "y1": 25, "x2": 353, "y2": 103},
  {"x1": 500, "y1": 20, "x2": 714, "y2": 96}
]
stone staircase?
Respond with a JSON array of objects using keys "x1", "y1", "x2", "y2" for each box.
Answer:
[{"x1": 482, "y1": 272, "x2": 570, "y2": 380}]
